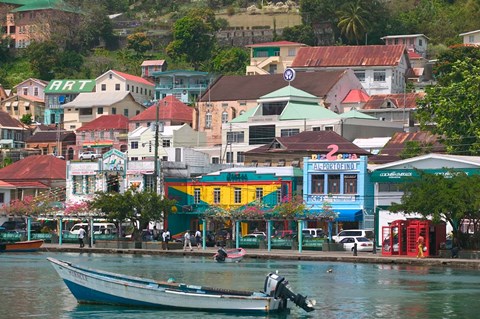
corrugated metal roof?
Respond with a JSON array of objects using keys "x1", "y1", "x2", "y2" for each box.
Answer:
[
  {"x1": 0, "y1": 155, "x2": 66, "y2": 180},
  {"x1": 362, "y1": 93, "x2": 424, "y2": 110},
  {"x1": 246, "y1": 41, "x2": 307, "y2": 48},
  {"x1": 62, "y1": 91, "x2": 131, "y2": 107},
  {"x1": 0, "y1": 110, "x2": 24, "y2": 128},
  {"x1": 141, "y1": 60, "x2": 166, "y2": 66},
  {"x1": 77, "y1": 115, "x2": 129, "y2": 131},
  {"x1": 130, "y1": 95, "x2": 192, "y2": 123},
  {"x1": 291, "y1": 45, "x2": 407, "y2": 67}
]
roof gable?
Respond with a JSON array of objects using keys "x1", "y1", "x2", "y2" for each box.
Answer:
[
  {"x1": 362, "y1": 93, "x2": 424, "y2": 110},
  {"x1": 342, "y1": 89, "x2": 370, "y2": 103},
  {"x1": 0, "y1": 110, "x2": 25, "y2": 128},
  {"x1": 76, "y1": 115, "x2": 129, "y2": 131},
  {"x1": 129, "y1": 95, "x2": 193, "y2": 123},
  {"x1": 0, "y1": 155, "x2": 66, "y2": 180},
  {"x1": 291, "y1": 45, "x2": 407, "y2": 68},
  {"x1": 110, "y1": 70, "x2": 154, "y2": 87},
  {"x1": 13, "y1": 78, "x2": 48, "y2": 89}
]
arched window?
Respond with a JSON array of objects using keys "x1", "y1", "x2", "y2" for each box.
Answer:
[
  {"x1": 222, "y1": 111, "x2": 229, "y2": 123},
  {"x1": 239, "y1": 110, "x2": 245, "y2": 115},
  {"x1": 205, "y1": 112, "x2": 212, "y2": 128}
]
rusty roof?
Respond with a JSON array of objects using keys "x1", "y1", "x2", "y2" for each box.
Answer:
[
  {"x1": 26, "y1": 131, "x2": 76, "y2": 143},
  {"x1": 372, "y1": 131, "x2": 445, "y2": 160},
  {"x1": 362, "y1": 93, "x2": 425, "y2": 110},
  {"x1": 291, "y1": 45, "x2": 407, "y2": 68},
  {"x1": 130, "y1": 95, "x2": 192, "y2": 123},
  {"x1": 0, "y1": 110, "x2": 24, "y2": 128},
  {"x1": 199, "y1": 70, "x2": 347, "y2": 102},
  {"x1": 0, "y1": 155, "x2": 66, "y2": 181},
  {"x1": 245, "y1": 131, "x2": 371, "y2": 155}
]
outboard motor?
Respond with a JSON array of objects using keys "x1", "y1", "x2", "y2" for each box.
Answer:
[
  {"x1": 215, "y1": 248, "x2": 228, "y2": 262},
  {"x1": 264, "y1": 273, "x2": 315, "y2": 312}
]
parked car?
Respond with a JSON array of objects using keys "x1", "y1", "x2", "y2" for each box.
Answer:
[
  {"x1": 302, "y1": 228, "x2": 326, "y2": 238},
  {"x1": 339, "y1": 236, "x2": 374, "y2": 252},
  {"x1": 274, "y1": 230, "x2": 294, "y2": 238},
  {"x1": 333, "y1": 229, "x2": 374, "y2": 243},
  {"x1": 79, "y1": 151, "x2": 101, "y2": 161},
  {"x1": 243, "y1": 233, "x2": 266, "y2": 239},
  {"x1": 1, "y1": 220, "x2": 26, "y2": 231}
]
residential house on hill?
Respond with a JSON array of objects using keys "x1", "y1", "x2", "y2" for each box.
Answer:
[
  {"x1": 0, "y1": 84, "x2": 11, "y2": 102},
  {"x1": 75, "y1": 115, "x2": 130, "y2": 158},
  {"x1": 360, "y1": 92, "x2": 425, "y2": 131},
  {"x1": 44, "y1": 79, "x2": 96, "y2": 125},
  {"x1": 141, "y1": 60, "x2": 167, "y2": 79},
  {"x1": 62, "y1": 91, "x2": 145, "y2": 131},
  {"x1": 0, "y1": 94, "x2": 45, "y2": 123},
  {"x1": 245, "y1": 41, "x2": 308, "y2": 75},
  {"x1": 96, "y1": 70, "x2": 154, "y2": 105},
  {"x1": 244, "y1": 130, "x2": 371, "y2": 168},
  {"x1": 128, "y1": 95, "x2": 193, "y2": 132},
  {"x1": 26, "y1": 130, "x2": 76, "y2": 159},
  {"x1": 459, "y1": 29, "x2": 480, "y2": 46},
  {"x1": 290, "y1": 45, "x2": 411, "y2": 95},
  {"x1": 0, "y1": 110, "x2": 27, "y2": 149},
  {"x1": 0, "y1": 155, "x2": 66, "y2": 210},
  {"x1": 381, "y1": 34, "x2": 429, "y2": 58},
  {"x1": 196, "y1": 70, "x2": 365, "y2": 147},
  {"x1": 151, "y1": 70, "x2": 213, "y2": 104},
  {"x1": 215, "y1": 86, "x2": 401, "y2": 165},
  {"x1": 0, "y1": 0, "x2": 78, "y2": 49}
]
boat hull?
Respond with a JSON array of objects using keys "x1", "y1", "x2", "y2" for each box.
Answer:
[
  {"x1": 0, "y1": 240, "x2": 43, "y2": 252},
  {"x1": 48, "y1": 257, "x2": 284, "y2": 313},
  {"x1": 214, "y1": 248, "x2": 246, "y2": 263}
]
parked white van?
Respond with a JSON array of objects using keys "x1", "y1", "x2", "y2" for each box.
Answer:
[
  {"x1": 332, "y1": 229, "x2": 374, "y2": 243},
  {"x1": 70, "y1": 223, "x2": 117, "y2": 235},
  {"x1": 302, "y1": 228, "x2": 326, "y2": 238}
]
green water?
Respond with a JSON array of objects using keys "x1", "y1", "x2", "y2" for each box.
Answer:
[{"x1": 0, "y1": 252, "x2": 479, "y2": 318}]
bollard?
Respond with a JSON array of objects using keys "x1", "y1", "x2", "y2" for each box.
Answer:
[
  {"x1": 353, "y1": 242, "x2": 358, "y2": 256},
  {"x1": 372, "y1": 239, "x2": 377, "y2": 254}
]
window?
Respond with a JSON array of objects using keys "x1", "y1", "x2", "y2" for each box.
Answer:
[
  {"x1": 112, "y1": 107, "x2": 116, "y2": 114},
  {"x1": 344, "y1": 174, "x2": 357, "y2": 194},
  {"x1": 34, "y1": 87, "x2": 38, "y2": 96},
  {"x1": 100, "y1": 131, "x2": 104, "y2": 139},
  {"x1": 237, "y1": 151, "x2": 245, "y2": 163},
  {"x1": 277, "y1": 159, "x2": 286, "y2": 167},
  {"x1": 374, "y1": 70, "x2": 386, "y2": 82},
  {"x1": 130, "y1": 157, "x2": 138, "y2": 161},
  {"x1": 90, "y1": 132, "x2": 95, "y2": 139},
  {"x1": 222, "y1": 111, "x2": 229, "y2": 123},
  {"x1": 80, "y1": 108, "x2": 93, "y2": 116},
  {"x1": 194, "y1": 188, "x2": 201, "y2": 204},
  {"x1": 469, "y1": 35, "x2": 475, "y2": 43},
  {"x1": 226, "y1": 151, "x2": 233, "y2": 163},
  {"x1": 256, "y1": 187, "x2": 263, "y2": 201},
  {"x1": 98, "y1": 107, "x2": 103, "y2": 115},
  {"x1": 115, "y1": 84, "x2": 120, "y2": 91},
  {"x1": 127, "y1": 84, "x2": 130, "y2": 91},
  {"x1": 378, "y1": 183, "x2": 403, "y2": 192},
  {"x1": 131, "y1": 141, "x2": 138, "y2": 149},
  {"x1": 162, "y1": 139, "x2": 171, "y2": 147},
  {"x1": 124, "y1": 109, "x2": 129, "y2": 116},
  {"x1": 324, "y1": 126, "x2": 334, "y2": 131},
  {"x1": 205, "y1": 112, "x2": 212, "y2": 128},
  {"x1": 311, "y1": 175, "x2": 325, "y2": 194},
  {"x1": 328, "y1": 174, "x2": 341, "y2": 194},
  {"x1": 22, "y1": 88, "x2": 27, "y2": 95},
  {"x1": 101, "y1": 84, "x2": 106, "y2": 91},
  {"x1": 86, "y1": 176, "x2": 96, "y2": 194},
  {"x1": 288, "y1": 48, "x2": 296, "y2": 56},
  {"x1": 73, "y1": 175, "x2": 83, "y2": 195},
  {"x1": 0, "y1": 193, "x2": 4, "y2": 204},
  {"x1": 109, "y1": 73, "x2": 113, "y2": 79},
  {"x1": 213, "y1": 188, "x2": 221, "y2": 204},
  {"x1": 212, "y1": 157, "x2": 220, "y2": 164},
  {"x1": 227, "y1": 131, "x2": 244, "y2": 143},
  {"x1": 276, "y1": 187, "x2": 282, "y2": 204},
  {"x1": 312, "y1": 127, "x2": 321, "y2": 131},
  {"x1": 419, "y1": 39, "x2": 423, "y2": 46},
  {"x1": 234, "y1": 188, "x2": 242, "y2": 203},
  {"x1": 281, "y1": 128, "x2": 300, "y2": 137},
  {"x1": 144, "y1": 175, "x2": 154, "y2": 191},
  {"x1": 110, "y1": 129, "x2": 114, "y2": 139},
  {"x1": 354, "y1": 70, "x2": 365, "y2": 82}
]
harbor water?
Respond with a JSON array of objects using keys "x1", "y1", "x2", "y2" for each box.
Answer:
[{"x1": 1, "y1": 252, "x2": 480, "y2": 319}]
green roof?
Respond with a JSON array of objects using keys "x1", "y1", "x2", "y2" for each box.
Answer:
[
  {"x1": 280, "y1": 101, "x2": 340, "y2": 120},
  {"x1": 260, "y1": 85, "x2": 317, "y2": 99},
  {"x1": 9, "y1": 0, "x2": 77, "y2": 13},
  {"x1": 230, "y1": 106, "x2": 257, "y2": 123},
  {"x1": 44, "y1": 79, "x2": 96, "y2": 93},
  {"x1": 339, "y1": 109, "x2": 377, "y2": 120}
]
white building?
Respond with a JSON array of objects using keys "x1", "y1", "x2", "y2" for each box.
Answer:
[{"x1": 95, "y1": 70, "x2": 155, "y2": 105}]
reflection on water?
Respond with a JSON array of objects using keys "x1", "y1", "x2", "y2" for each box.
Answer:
[{"x1": 1, "y1": 252, "x2": 480, "y2": 319}]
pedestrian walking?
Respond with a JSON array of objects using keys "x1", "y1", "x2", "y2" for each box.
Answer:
[
  {"x1": 195, "y1": 229, "x2": 202, "y2": 250},
  {"x1": 416, "y1": 235, "x2": 425, "y2": 258},
  {"x1": 184, "y1": 230, "x2": 193, "y2": 251},
  {"x1": 162, "y1": 229, "x2": 170, "y2": 250},
  {"x1": 78, "y1": 227, "x2": 86, "y2": 248},
  {"x1": 152, "y1": 226, "x2": 159, "y2": 241}
]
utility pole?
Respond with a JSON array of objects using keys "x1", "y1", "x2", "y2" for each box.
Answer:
[{"x1": 153, "y1": 100, "x2": 159, "y2": 193}]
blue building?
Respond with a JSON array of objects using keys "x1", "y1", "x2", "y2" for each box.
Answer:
[{"x1": 303, "y1": 154, "x2": 374, "y2": 237}]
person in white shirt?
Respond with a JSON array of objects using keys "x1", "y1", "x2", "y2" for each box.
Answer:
[
  {"x1": 78, "y1": 227, "x2": 86, "y2": 248},
  {"x1": 195, "y1": 229, "x2": 202, "y2": 250},
  {"x1": 183, "y1": 230, "x2": 192, "y2": 251},
  {"x1": 162, "y1": 229, "x2": 170, "y2": 250}
]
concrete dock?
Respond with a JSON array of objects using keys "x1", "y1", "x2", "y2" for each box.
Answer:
[{"x1": 39, "y1": 243, "x2": 480, "y2": 269}]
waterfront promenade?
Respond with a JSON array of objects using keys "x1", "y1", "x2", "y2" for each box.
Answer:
[{"x1": 39, "y1": 243, "x2": 480, "y2": 269}]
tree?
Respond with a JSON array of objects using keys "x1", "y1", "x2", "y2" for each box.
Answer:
[
  {"x1": 337, "y1": 0, "x2": 369, "y2": 44},
  {"x1": 390, "y1": 171, "x2": 480, "y2": 247},
  {"x1": 127, "y1": 32, "x2": 153, "y2": 57},
  {"x1": 166, "y1": 8, "x2": 217, "y2": 70},
  {"x1": 416, "y1": 59, "x2": 480, "y2": 155},
  {"x1": 433, "y1": 45, "x2": 480, "y2": 84},
  {"x1": 210, "y1": 47, "x2": 249, "y2": 75},
  {"x1": 20, "y1": 114, "x2": 33, "y2": 125},
  {"x1": 25, "y1": 41, "x2": 60, "y2": 80},
  {"x1": 281, "y1": 25, "x2": 317, "y2": 46}
]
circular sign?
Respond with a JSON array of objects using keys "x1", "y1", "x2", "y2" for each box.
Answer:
[{"x1": 283, "y1": 68, "x2": 296, "y2": 82}]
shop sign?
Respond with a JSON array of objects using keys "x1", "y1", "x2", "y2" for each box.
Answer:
[
  {"x1": 311, "y1": 144, "x2": 358, "y2": 161},
  {"x1": 226, "y1": 173, "x2": 248, "y2": 182}
]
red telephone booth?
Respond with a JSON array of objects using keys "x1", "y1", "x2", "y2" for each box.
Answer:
[
  {"x1": 382, "y1": 219, "x2": 407, "y2": 256},
  {"x1": 406, "y1": 219, "x2": 446, "y2": 257}
]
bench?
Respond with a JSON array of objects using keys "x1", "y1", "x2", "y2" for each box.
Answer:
[
  {"x1": 0, "y1": 233, "x2": 24, "y2": 242},
  {"x1": 239, "y1": 237, "x2": 261, "y2": 248},
  {"x1": 302, "y1": 239, "x2": 325, "y2": 251},
  {"x1": 31, "y1": 233, "x2": 53, "y2": 242},
  {"x1": 271, "y1": 238, "x2": 293, "y2": 249}
]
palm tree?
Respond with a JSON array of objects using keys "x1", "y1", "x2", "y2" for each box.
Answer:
[{"x1": 337, "y1": 0, "x2": 369, "y2": 45}]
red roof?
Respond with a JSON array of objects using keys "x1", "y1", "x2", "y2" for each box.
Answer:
[
  {"x1": 408, "y1": 51, "x2": 423, "y2": 59},
  {"x1": 0, "y1": 155, "x2": 66, "y2": 181},
  {"x1": 246, "y1": 41, "x2": 307, "y2": 48},
  {"x1": 362, "y1": 93, "x2": 424, "y2": 110},
  {"x1": 4, "y1": 181, "x2": 49, "y2": 188},
  {"x1": 112, "y1": 70, "x2": 154, "y2": 87},
  {"x1": 77, "y1": 115, "x2": 129, "y2": 131},
  {"x1": 343, "y1": 89, "x2": 370, "y2": 103},
  {"x1": 130, "y1": 96, "x2": 193, "y2": 123},
  {"x1": 0, "y1": 110, "x2": 24, "y2": 128},
  {"x1": 291, "y1": 45, "x2": 407, "y2": 67},
  {"x1": 141, "y1": 60, "x2": 166, "y2": 66}
]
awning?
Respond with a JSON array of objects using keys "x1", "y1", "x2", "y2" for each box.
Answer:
[
  {"x1": 370, "y1": 168, "x2": 480, "y2": 182},
  {"x1": 335, "y1": 209, "x2": 363, "y2": 222},
  {"x1": 82, "y1": 140, "x2": 113, "y2": 148}
]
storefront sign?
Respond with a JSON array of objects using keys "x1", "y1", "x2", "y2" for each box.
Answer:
[
  {"x1": 312, "y1": 162, "x2": 359, "y2": 171},
  {"x1": 311, "y1": 144, "x2": 358, "y2": 160},
  {"x1": 307, "y1": 194, "x2": 357, "y2": 202},
  {"x1": 371, "y1": 168, "x2": 480, "y2": 182},
  {"x1": 226, "y1": 173, "x2": 248, "y2": 182}
]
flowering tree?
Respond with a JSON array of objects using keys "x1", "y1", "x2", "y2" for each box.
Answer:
[
  {"x1": 64, "y1": 201, "x2": 96, "y2": 216},
  {"x1": 1, "y1": 196, "x2": 53, "y2": 216},
  {"x1": 272, "y1": 194, "x2": 307, "y2": 219}
]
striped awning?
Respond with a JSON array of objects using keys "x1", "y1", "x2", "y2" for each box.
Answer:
[{"x1": 82, "y1": 140, "x2": 113, "y2": 148}]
